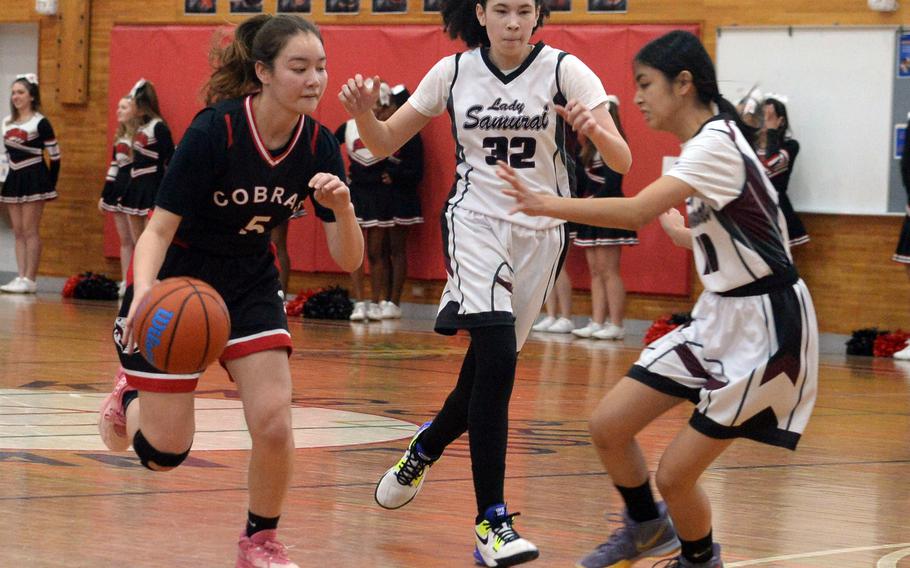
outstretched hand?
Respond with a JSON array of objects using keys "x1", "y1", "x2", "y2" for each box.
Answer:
[
  {"x1": 555, "y1": 99, "x2": 600, "y2": 143},
  {"x1": 496, "y1": 161, "x2": 549, "y2": 217},
  {"x1": 310, "y1": 172, "x2": 353, "y2": 213},
  {"x1": 338, "y1": 74, "x2": 381, "y2": 118}
]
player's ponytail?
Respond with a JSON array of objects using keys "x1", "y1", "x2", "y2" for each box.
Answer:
[
  {"x1": 441, "y1": 0, "x2": 549, "y2": 48},
  {"x1": 204, "y1": 15, "x2": 270, "y2": 105},
  {"x1": 635, "y1": 30, "x2": 757, "y2": 145}
]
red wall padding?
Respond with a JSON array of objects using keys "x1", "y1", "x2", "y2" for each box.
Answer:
[{"x1": 105, "y1": 23, "x2": 696, "y2": 295}]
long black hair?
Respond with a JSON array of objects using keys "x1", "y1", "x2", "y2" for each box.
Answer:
[
  {"x1": 635, "y1": 30, "x2": 756, "y2": 144},
  {"x1": 440, "y1": 0, "x2": 549, "y2": 48},
  {"x1": 763, "y1": 97, "x2": 791, "y2": 148},
  {"x1": 204, "y1": 14, "x2": 323, "y2": 105}
]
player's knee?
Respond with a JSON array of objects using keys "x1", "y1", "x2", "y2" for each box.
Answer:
[
  {"x1": 132, "y1": 430, "x2": 191, "y2": 471},
  {"x1": 588, "y1": 409, "x2": 631, "y2": 450},
  {"x1": 248, "y1": 409, "x2": 293, "y2": 450},
  {"x1": 654, "y1": 464, "x2": 690, "y2": 499}
]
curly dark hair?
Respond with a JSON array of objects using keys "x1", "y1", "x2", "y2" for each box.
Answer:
[{"x1": 440, "y1": 0, "x2": 550, "y2": 48}]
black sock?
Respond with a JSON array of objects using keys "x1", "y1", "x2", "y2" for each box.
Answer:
[
  {"x1": 680, "y1": 531, "x2": 714, "y2": 564},
  {"x1": 246, "y1": 512, "x2": 280, "y2": 537},
  {"x1": 121, "y1": 389, "x2": 138, "y2": 411},
  {"x1": 615, "y1": 481, "x2": 660, "y2": 522}
]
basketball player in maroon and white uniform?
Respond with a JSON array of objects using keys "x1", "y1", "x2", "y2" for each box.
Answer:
[{"x1": 500, "y1": 31, "x2": 818, "y2": 568}]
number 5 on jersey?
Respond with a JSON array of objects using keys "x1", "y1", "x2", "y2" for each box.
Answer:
[{"x1": 239, "y1": 215, "x2": 272, "y2": 235}]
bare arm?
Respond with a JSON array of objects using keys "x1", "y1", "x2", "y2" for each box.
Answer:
[
  {"x1": 311, "y1": 172, "x2": 364, "y2": 273},
  {"x1": 338, "y1": 74, "x2": 432, "y2": 158},
  {"x1": 498, "y1": 163, "x2": 695, "y2": 230},
  {"x1": 123, "y1": 208, "x2": 182, "y2": 346},
  {"x1": 558, "y1": 100, "x2": 632, "y2": 174}
]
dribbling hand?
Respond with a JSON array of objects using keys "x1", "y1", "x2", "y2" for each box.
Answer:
[
  {"x1": 338, "y1": 74, "x2": 381, "y2": 118},
  {"x1": 121, "y1": 280, "x2": 158, "y2": 355},
  {"x1": 496, "y1": 161, "x2": 549, "y2": 217}
]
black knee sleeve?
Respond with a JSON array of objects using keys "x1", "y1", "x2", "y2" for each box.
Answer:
[{"x1": 133, "y1": 430, "x2": 191, "y2": 470}]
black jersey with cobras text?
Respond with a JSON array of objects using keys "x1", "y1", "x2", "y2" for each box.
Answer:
[{"x1": 155, "y1": 95, "x2": 342, "y2": 255}]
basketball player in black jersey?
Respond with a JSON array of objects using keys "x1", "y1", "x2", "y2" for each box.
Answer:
[{"x1": 97, "y1": 15, "x2": 363, "y2": 568}]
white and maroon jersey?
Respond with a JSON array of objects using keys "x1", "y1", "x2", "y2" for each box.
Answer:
[
  {"x1": 1, "y1": 112, "x2": 60, "y2": 184},
  {"x1": 666, "y1": 118, "x2": 794, "y2": 294},
  {"x1": 409, "y1": 42, "x2": 608, "y2": 230},
  {"x1": 131, "y1": 118, "x2": 174, "y2": 179},
  {"x1": 106, "y1": 135, "x2": 133, "y2": 183}
]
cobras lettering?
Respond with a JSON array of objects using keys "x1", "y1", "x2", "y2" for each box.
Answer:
[{"x1": 213, "y1": 186, "x2": 299, "y2": 210}]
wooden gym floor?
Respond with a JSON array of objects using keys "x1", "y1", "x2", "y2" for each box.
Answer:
[{"x1": 1, "y1": 293, "x2": 909, "y2": 567}]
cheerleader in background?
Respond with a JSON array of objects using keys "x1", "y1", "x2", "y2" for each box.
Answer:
[
  {"x1": 0, "y1": 74, "x2": 60, "y2": 294},
  {"x1": 120, "y1": 79, "x2": 173, "y2": 242},
  {"x1": 98, "y1": 95, "x2": 137, "y2": 296},
  {"x1": 759, "y1": 94, "x2": 809, "y2": 247},
  {"x1": 338, "y1": 81, "x2": 425, "y2": 321},
  {"x1": 571, "y1": 95, "x2": 637, "y2": 340}
]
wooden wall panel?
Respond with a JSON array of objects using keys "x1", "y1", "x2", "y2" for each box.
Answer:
[
  {"x1": 56, "y1": 0, "x2": 91, "y2": 104},
  {"x1": 2, "y1": 0, "x2": 909, "y2": 333}
]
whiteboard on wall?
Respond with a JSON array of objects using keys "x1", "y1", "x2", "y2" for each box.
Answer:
[
  {"x1": 717, "y1": 27, "x2": 895, "y2": 215},
  {"x1": 0, "y1": 23, "x2": 39, "y2": 108}
]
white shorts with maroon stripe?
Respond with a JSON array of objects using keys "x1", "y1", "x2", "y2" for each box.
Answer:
[
  {"x1": 434, "y1": 209, "x2": 568, "y2": 351},
  {"x1": 628, "y1": 279, "x2": 818, "y2": 450}
]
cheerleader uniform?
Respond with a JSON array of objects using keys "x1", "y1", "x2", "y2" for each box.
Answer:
[
  {"x1": 573, "y1": 152, "x2": 638, "y2": 247},
  {"x1": 121, "y1": 118, "x2": 173, "y2": 216},
  {"x1": 99, "y1": 136, "x2": 132, "y2": 212},
  {"x1": 0, "y1": 113, "x2": 60, "y2": 203},
  {"x1": 894, "y1": 121, "x2": 910, "y2": 264},
  {"x1": 760, "y1": 131, "x2": 808, "y2": 246},
  {"x1": 335, "y1": 119, "x2": 424, "y2": 228}
]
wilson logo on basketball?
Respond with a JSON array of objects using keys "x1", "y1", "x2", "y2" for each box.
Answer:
[{"x1": 143, "y1": 308, "x2": 174, "y2": 365}]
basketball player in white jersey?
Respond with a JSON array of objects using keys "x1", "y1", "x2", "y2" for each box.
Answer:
[
  {"x1": 338, "y1": 0, "x2": 630, "y2": 564},
  {"x1": 499, "y1": 30, "x2": 819, "y2": 568}
]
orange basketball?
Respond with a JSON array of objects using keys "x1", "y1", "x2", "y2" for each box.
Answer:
[{"x1": 134, "y1": 277, "x2": 231, "y2": 374}]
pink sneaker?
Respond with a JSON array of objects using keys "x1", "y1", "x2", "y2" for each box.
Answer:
[
  {"x1": 98, "y1": 370, "x2": 135, "y2": 451},
  {"x1": 237, "y1": 530, "x2": 299, "y2": 568}
]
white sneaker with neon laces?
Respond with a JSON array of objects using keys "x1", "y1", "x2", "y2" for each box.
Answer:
[{"x1": 473, "y1": 504, "x2": 539, "y2": 567}]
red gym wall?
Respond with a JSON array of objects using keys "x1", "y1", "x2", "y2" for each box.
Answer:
[{"x1": 106, "y1": 23, "x2": 697, "y2": 295}]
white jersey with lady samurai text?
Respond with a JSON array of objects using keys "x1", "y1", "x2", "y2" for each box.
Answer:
[{"x1": 409, "y1": 42, "x2": 608, "y2": 230}]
